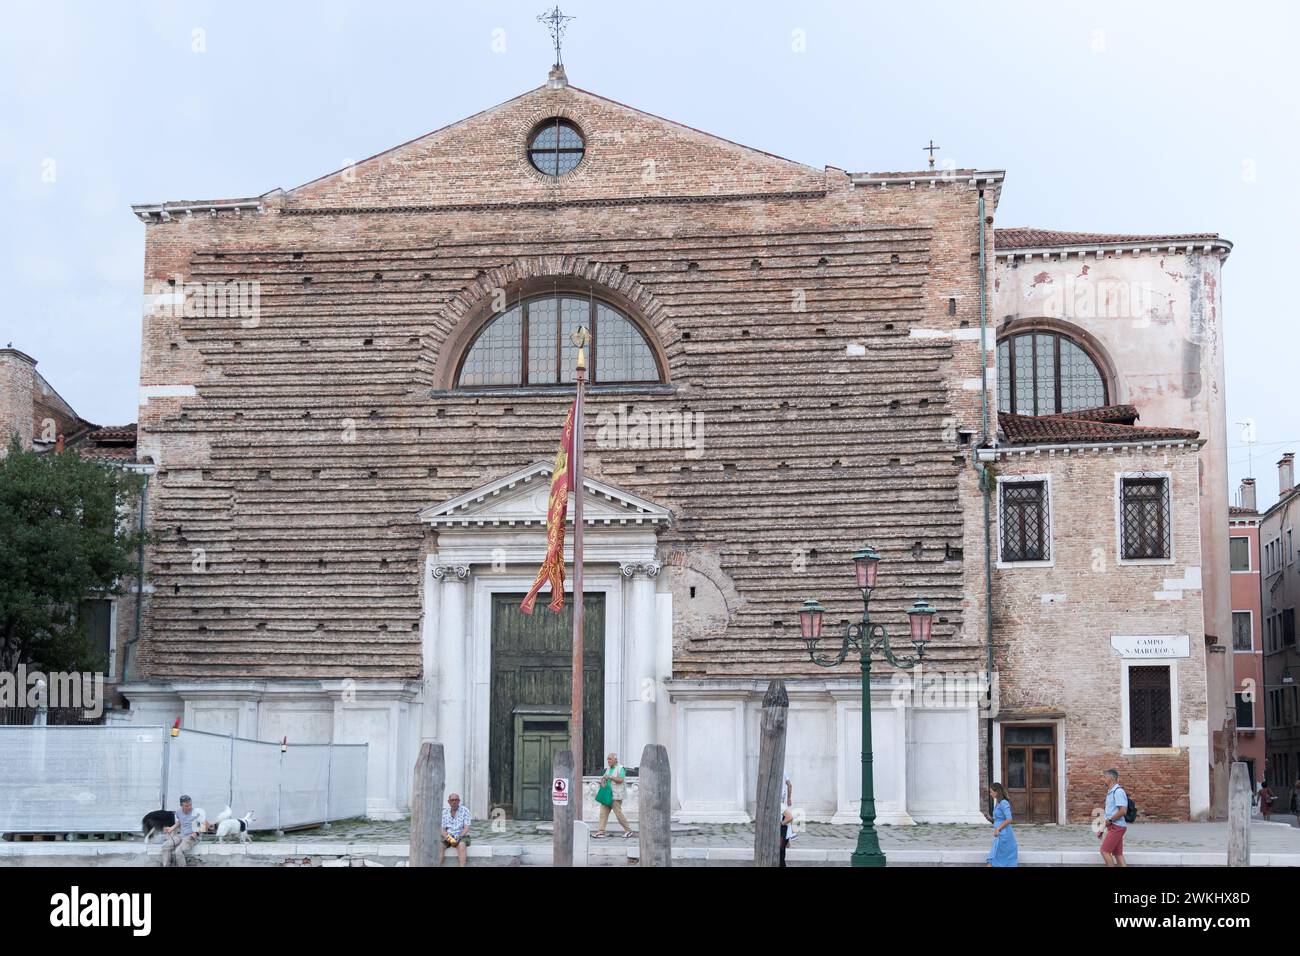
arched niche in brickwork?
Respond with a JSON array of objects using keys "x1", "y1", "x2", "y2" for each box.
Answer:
[
  {"x1": 426, "y1": 257, "x2": 679, "y2": 391},
  {"x1": 994, "y1": 316, "x2": 1122, "y2": 412}
]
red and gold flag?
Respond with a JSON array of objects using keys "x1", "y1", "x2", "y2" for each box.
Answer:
[{"x1": 520, "y1": 400, "x2": 577, "y2": 614}]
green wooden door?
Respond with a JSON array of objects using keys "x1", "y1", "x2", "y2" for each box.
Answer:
[
  {"x1": 513, "y1": 714, "x2": 570, "y2": 821},
  {"x1": 490, "y1": 592, "x2": 604, "y2": 820}
]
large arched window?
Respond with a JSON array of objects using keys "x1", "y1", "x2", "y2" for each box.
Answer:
[
  {"x1": 997, "y1": 330, "x2": 1107, "y2": 415},
  {"x1": 456, "y1": 293, "x2": 662, "y2": 388}
]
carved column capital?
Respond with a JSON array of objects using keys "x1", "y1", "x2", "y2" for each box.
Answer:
[
  {"x1": 619, "y1": 561, "x2": 662, "y2": 579},
  {"x1": 432, "y1": 563, "x2": 470, "y2": 581}
]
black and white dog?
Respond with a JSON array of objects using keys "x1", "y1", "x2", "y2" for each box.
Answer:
[
  {"x1": 214, "y1": 809, "x2": 256, "y2": 844},
  {"x1": 140, "y1": 807, "x2": 207, "y2": 843}
]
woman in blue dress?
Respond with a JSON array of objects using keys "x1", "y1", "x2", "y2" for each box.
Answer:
[{"x1": 987, "y1": 782, "x2": 1019, "y2": 867}]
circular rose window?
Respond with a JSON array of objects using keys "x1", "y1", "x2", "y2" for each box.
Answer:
[{"x1": 527, "y1": 118, "x2": 585, "y2": 176}]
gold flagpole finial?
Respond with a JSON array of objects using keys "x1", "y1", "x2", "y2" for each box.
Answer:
[{"x1": 571, "y1": 326, "x2": 590, "y2": 371}]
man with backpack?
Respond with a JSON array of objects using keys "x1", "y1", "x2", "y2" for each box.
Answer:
[{"x1": 1099, "y1": 768, "x2": 1132, "y2": 866}]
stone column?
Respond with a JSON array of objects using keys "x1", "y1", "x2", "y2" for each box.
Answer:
[
  {"x1": 433, "y1": 564, "x2": 469, "y2": 797},
  {"x1": 621, "y1": 561, "x2": 661, "y2": 766},
  {"x1": 420, "y1": 556, "x2": 441, "y2": 742}
]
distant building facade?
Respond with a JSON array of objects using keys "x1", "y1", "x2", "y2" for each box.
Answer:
[
  {"x1": 0, "y1": 346, "x2": 143, "y2": 689},
  {"x1": 1261, "y1": 455, "x2": 1300, "y2": 802},
  {"x1": 1229, "y1": 480, "x2": 1265, "y2": 788}
]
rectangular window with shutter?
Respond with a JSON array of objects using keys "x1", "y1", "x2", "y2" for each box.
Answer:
[
  {"x1": 999, "y1": 479, "x2": 1049, "y2": 563},
  {"x1": 1285, "y1": 609, "x2": 1296, "y2": 647},
  {"x1": 78, "y1": 599, "x2": 113, "y2": 675},
  {"x1": 1128, "y1": 665, "x2": 1173, "y2": 748},
  {"x1": 1120, "y1": 476, "x2": 1171, "y2": 559},
  {"x1": 1235, "y1": 693, "x2": 1254, "y2": 729},
  {"x1": 1230, "y1": 536, "x2": 1250, "y2": 571}
]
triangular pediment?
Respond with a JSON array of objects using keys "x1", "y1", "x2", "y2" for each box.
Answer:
[
  {"x1": 419, "y1": 461, "x2": 671, "y2": 529},
  {"x1": 284, "y1": 83, "x2": 826, "y2": 211}
]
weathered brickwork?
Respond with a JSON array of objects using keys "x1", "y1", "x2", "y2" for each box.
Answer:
[
  {"x1": 133, "y1": 83, "x2": 1001, "y2": 683},
  {"x1": 990, "y1": 443, "x2": 1207, "y2": 820},
  {"x1": 0, "y1": 349, "x2": 37, "y2": 450}
]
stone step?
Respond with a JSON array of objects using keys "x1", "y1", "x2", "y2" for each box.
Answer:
[{"x1": 2, "y1": 839, "x2": 1299, "y2": 867}]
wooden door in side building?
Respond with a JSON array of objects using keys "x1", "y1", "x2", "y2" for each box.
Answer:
[
  {"x1": 512, "y1": 712, "x2": 570, "y2": 821},
  {"x1": 1002, "y1": 725, "x2": 1057, "y2": 823},
  {"x1": 489, "y1": 592, "x2": 604, "y2": 821}
]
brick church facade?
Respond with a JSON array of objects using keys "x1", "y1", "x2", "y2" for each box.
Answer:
[{"x1": 58, "y1": 66, "x2": 1233, "y2": 822}]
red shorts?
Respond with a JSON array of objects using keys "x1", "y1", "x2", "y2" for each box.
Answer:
[{"x1": 1101, "y1": 824, "x2": 1126, "y2": 855}]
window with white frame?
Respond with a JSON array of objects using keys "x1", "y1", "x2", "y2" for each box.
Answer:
[
  {"x1": 1235, "y1": 692, "x2": 1254, "y2": 729},
  {"x1": 1232, "y1": 611, "x2": 1253, "y2": 651},
  {"x1": 1128, "y1": 664, "x2": 1173, "y2": 748},
  {"x1": 1119, "y1": 475, "x2": 1171, "y2": 560},
  {"x1": 999, "y1": 478, "x2": 1050, "y2": 563},
  {"x1": 1230, "y1": 536, "x2": 1250, "y2": 571}
]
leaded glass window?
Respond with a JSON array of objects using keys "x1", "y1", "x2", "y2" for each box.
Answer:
[
  {"x1": 1129, "y1": 665, "x2": 1172, "y2": 748},
  {"x1": 527, "y1": 118, "x2": 585, "y2": 176},
  {"x1": 1120, "y1": 476, "x2": 1171, "y2": 560},
  {"x1": 996, "y1": 331, "x2": 1107, "y2": 415},
  {"x1": 458, "y1": 306, "x2": 521, "y2": 387},
  {"x1": 1000, "y1": 480, "x2": 1049, "y2": 563},
  {"x1": 457, "y1": 294, "x2": 662, "y2": 388}
]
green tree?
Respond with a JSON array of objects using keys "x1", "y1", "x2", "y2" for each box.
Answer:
[{"x1": 0, "y1": 437, "x2": 146, "y2": 673}]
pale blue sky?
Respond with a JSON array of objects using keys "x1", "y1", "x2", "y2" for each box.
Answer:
[{"x1": 2, "y1": 0, "x2": 1295, "y2": 504}]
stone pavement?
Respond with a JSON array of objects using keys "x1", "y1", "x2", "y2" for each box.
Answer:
[
  {"x1": 6, "y1": 817, "x2": 1299, "y2": 866},
  {"x1": 249, "y1": 815, "x2": 1300, "y2": 853}
]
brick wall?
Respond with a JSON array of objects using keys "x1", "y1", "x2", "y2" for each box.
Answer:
[
  {"x1": 0, "y1": 348, "x2": 37, "y2": 450},
  {"x1": 132, "y1": 83, "x2": 999, "y2": 682}
]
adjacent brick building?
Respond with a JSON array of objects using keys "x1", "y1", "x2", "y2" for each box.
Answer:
[
  {"x1": 0, "y1": 346, "x2": 143, "y2": 688},
  {"x1": 984, "y1": 406, "x2": 1208, "y2": 821}
]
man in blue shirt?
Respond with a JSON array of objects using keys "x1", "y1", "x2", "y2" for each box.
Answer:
[{"x1": 1099, "y1": 769, "x2": 1128, "y2": 867}]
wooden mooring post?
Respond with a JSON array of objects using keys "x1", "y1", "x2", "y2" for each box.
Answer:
[
  {"x1": 553, "y1": 749, "x2": 575, "y2": 867},
  {"x1": 1228, "y1": 761, "x2": 1251, "y2": 867},
  {"x1": 638, "y1": 744, "x2": 672, "y2": 867},
  {"x1": 409, "y1": 742, "x2": 445, "y2": 868},
  {"x1": 754, "y1": 679, "x2": 789, "y2": 867}
]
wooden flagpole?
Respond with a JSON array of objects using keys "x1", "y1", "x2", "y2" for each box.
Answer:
[{"x1": 570, "y1": 327, "x2": 588, "y2": 821}]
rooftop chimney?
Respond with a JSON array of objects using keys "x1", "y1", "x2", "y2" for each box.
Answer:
[
  {"x1": 1280, "y1": 453, "x2": 1295, "y2": 498},
  {"x1": 1240, "y1": 477, "x2": 1257, "y2": 512}
]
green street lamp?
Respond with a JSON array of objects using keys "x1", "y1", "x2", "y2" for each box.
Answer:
[{"x1": 798, "y1": 547, "x2": 936, "y2": 868}]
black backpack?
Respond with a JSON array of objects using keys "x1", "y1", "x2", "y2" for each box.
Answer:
[{"x1": 1121, "y1": 787, "x2": 1138, "y2": 824}]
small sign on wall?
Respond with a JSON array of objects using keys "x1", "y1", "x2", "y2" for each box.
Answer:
[
  {"x1": 1110, "y1": 635, "x2": 1190, "y2": 658},
  {"x1": 552, "y1": 777, "x2": 569, "y2": 806}
]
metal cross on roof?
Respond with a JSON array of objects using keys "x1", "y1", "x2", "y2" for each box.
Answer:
[
  {"x1": 923, "y1": 140, "x2": 941, "y2": 170},
  {"x1": 538, "y1": 6, "x2": 575, "y2": 67}
]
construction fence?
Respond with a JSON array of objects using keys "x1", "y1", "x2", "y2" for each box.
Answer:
[{"x1": 0, "y1": 725, "x2": 367, "y2": 835}]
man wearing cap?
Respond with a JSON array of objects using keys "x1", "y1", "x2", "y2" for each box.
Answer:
[{"x1": 161, "y1": 795, "x2": 206, "y2": 867}]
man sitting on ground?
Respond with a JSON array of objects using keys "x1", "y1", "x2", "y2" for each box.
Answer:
[{"x1": 160, "y1": 795, "x2": 207, "y2": 867}]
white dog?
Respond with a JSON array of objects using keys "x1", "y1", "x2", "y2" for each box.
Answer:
[{"x1": 214, "y1": 808, "x2": 256, "y2": 844}]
